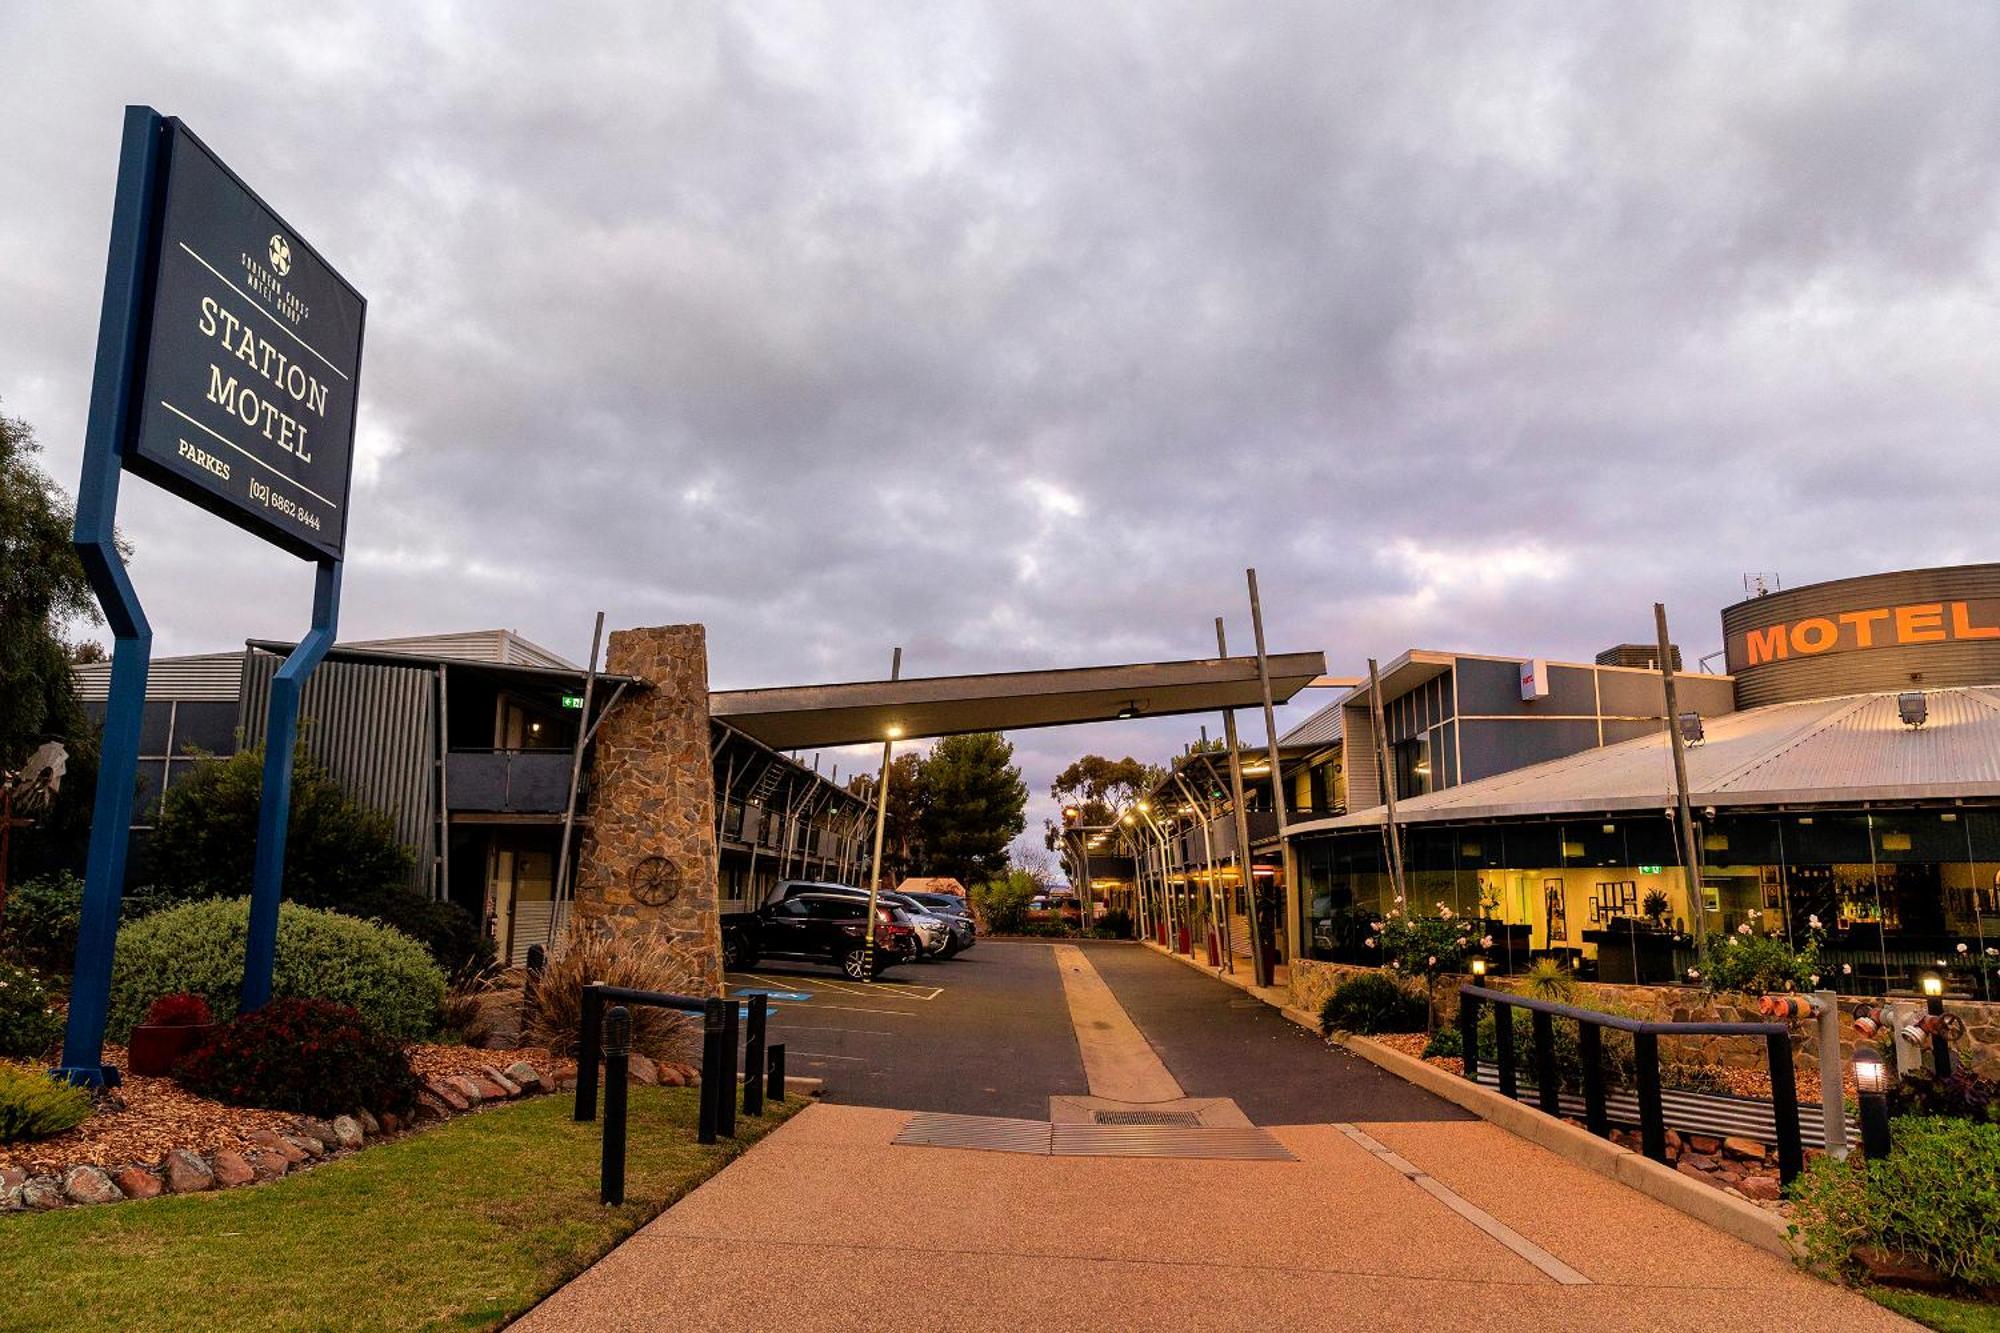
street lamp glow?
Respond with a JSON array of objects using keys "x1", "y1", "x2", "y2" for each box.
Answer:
[
  {"x1": 1137, "y1": 800, "x2": 1151, "y2": 814},
  {"x1": 885, "y1": 724, "x2": 903, "y2": 739},
  {"x1": 1921, "y1": 972, "x2": 1944, "y2": 998}
]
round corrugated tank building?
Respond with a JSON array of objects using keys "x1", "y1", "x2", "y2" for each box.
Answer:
[{"x1": 1722, "y1": 563, "x2": 2000, "y2": 707}]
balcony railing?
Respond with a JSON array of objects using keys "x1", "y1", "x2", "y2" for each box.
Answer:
[{"x1": 447, "y1": 749, "x2": 576, "y2": 814}]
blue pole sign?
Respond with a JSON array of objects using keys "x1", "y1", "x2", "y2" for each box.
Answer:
[{"x1": 58, "y1": 107, "x2": 365, "y2": 1085}]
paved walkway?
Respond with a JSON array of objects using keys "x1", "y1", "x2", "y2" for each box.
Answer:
[{"x1": 525, "y1": 943, "x2": 1909, "y2": 1332}]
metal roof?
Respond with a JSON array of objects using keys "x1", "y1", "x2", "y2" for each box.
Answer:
[
  {"x1": 711, "y1": 651, "x2": 1327, "y2": 750},
  {"x1": 1292, "y1": 685, "x2": 2000, "y2": 832},
  {"x1": 341, "y1": 630, "x2": 579, "y2": 670},
  {"x1": 73, "y1": 652, "x2": 244, "y2": 703},
  {"x1": 1278, "y1": 698, "x2": 1344, "y2": 751}
]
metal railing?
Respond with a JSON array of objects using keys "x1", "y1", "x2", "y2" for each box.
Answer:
[
  {"x1": 1456, "y1": 983, "x2": 1805, "y2": 1184},
  {"x1": 575, "y1": 983, "x2": 789, "y2": 1203}
]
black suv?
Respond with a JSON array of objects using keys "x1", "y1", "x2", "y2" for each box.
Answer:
[{"x1": 721, "y1": 892, "x2": 915, "y2": 980}]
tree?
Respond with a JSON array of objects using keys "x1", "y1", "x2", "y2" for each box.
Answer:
[
  {"x1": 916, "y1": 732, "x2": 1026, "y2": 886},
  {"x1": 0, "y1": 408, "x2": 99, "y2": 774},
  {"x1": 845, "y1": 749, "x2": 929, "y2": 883},
  {"x1": 1045, "y1": 752, "x2": 1162, "y2": 849}
]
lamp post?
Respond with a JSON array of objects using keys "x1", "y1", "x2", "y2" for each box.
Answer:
[
  {"x1": 1920, "y1": 972, "x2": 1952, "y2": 1078},
  {"x1": 1853, "y1": 1047, "x2": 1892, "y2": 1159},
  {"x1": 1470, "y1": 957, "x2": 1488, "y2": 980},
  {"x1": 861, "y1": 647, "x2": 903, "y2": 980}
]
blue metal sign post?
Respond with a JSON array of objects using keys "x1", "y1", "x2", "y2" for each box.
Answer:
[{"x1": 58, "y1": 107, "x2": 365, "y2": 1085}]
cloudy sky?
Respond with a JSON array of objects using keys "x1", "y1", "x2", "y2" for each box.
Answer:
[{"x1": 5, "y1": 3, "x2": 1997, "y2": 854}]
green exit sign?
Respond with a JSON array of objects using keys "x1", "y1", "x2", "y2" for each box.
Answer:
[
  {"x1": 1639, "y1": 865, "x2": 1662, "y2": 875},
  {"x1": 560, "y1": 693, "x2": 585, "y2": 710}
]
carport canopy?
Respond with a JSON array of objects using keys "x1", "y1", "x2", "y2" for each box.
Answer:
[{"x1": 710, "y1": 651, "x2": 1330, "y2": 749}]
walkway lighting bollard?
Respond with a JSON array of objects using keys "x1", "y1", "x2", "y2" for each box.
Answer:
[
  {"x1": 600, "y1": 1005, "x2": 630, "y2": 1206},
  {"x1": 698, "y1": 997, "x2": 725, "y2": 1145},
  {"x1": 742, "y1": 994, "x2": 767, "y2": 1118},
  {"x1": 1765, "y1": 1030, "x2": 1804, "y2": 1184},
  {"x1": 1920, "y1": 973, "x2": 1952, "y2": 1078},
  {"x1": 1854, "y1": 1048, "x2": 1893, "y2": 1160},
  {"x1": 575, "y1": 983, "x2": 603, "y2": 1122},
  {"x1": 767, "y1": 1043, "x2": 787, "y2": 1103}
]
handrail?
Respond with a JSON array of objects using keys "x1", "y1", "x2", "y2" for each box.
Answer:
[
  {"x1": 1458, "y1": 983, "x2": 1804, "y2": 1184},
  {"x1": 1457, "y1": 984, "x2": 1790, "y2": 1040}
]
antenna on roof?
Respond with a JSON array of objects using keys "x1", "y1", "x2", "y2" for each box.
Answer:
[{"x1": 1743, "y1": 572, "x2": 1781, "y2": 599}]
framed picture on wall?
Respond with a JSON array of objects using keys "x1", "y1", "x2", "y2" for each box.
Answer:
[{"x1": 1544, "y1": 878, "x2": 1568, "y2": 942}]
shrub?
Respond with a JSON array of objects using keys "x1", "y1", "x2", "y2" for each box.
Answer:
[
  {"x1": 346, "y1": 888, "x2": 495, "y2": 978},
  {"x1": 1422, "y1": 1026, "x2": 1464, "y2": 1060},
  {"x1": 175, "y1": 998, "x2": 417, "y2": 1117},
  {"x1": 0, "y1": 960, "x2": 63, "y2": 1061},
  {"x1": 1369, "y1": 904, "x2": 1484, "y2": 1026},
  {"x1": 1475, "y1": 1002, "x2": 1640, "y2": 1093},
  {"x1": 523, "y1": 923, "x2": 702, "y2": 1062},
  {"x1": 108, "y1": 898, "x2": 445, "y2": 1043},
  {"x1": 0, "y1": 1062, "x2": 91, "y2": 1143},
  {"x1": 1097, "y1": 908, "x2": 1133, "y2": 939},
  {"x1": 1789, "y1": 1117, "x2": 2000, "y2": 1288},
  {"x1": 1320, "y1": 971, "x2": 1429, "y2": 1035},
  {"x1": 2, "y1": 871, "x2": 83, "y2": 973},
  {"x1": 143, "y1": 991, "x2": 212, "y2": 1027},
  {"x1": 1692, "y1": 924, "x2": 1820, "y2": 994},
  {"x1": 1660, "y1": 1060, "x2": 1735, "y2": 1094},
  {"x1": 1520, "y1": 959, "x2": 1579, "y2": 1002},
  {"x1": 1887, "y1": 1068, "x2": 2000, "y2": 1126},
  {"x1": 971, "y1": 872, "x2": 1037, "y2": 935}
]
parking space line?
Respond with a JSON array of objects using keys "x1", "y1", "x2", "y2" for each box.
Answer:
[
  {"x1": 774, "y1": 1025, "x2": 900, "y2": 1037},
  {"x1": 785, "y1": 1002, "x2": 918, "y2": 1017},
  {"x1": 794, "y1": 1052, "x2": 870, "y2": 1062}
]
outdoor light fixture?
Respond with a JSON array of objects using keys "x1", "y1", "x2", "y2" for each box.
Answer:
[
  {"x1": 1470, "y1": 957, "x2": 1487, "y2": 978},
  {"x1": 1921, "y1": 973, "x2": 1944, "y2": 998},
  {"x1": 1677, "y1": 712, "x2": 1705, "y2": 745},
  {"x1": 1137, "y1": 800, "x2": 1151, "y2": 814},
  {"x1": 885, "y1": 725, "x2": 903, "y2": 739},
  {"x1": 1853, "y1": 1048, "x2": 1893, "y2": 1158},
  {"x1": 1898, "y1": 692, "x2": 1928, "y2": 729},
  {"x1": 1920, "y1": 975, "x2": 1953, "y2": 1077},
  {"x1": 1115, "y1": 702, "x2": 1139, "y2": 719}
]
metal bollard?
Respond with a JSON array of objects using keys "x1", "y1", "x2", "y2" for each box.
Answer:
[
  {"x1": 1767, "y1": 1030, "x2": 1804, "y2": 1185},
  {"x1": 575, "y1": 983, "x2": 603, "y2": 1122},
  {"x1": 767, "y1": 1043, "x2": 786, "y2": 1102},
  {"x1": 1457, "y1": 990, "x2": 1480, "y2": 1086},
  {"x1": 1634, "y1": 1031, "x2": 1666, "y2": 1164},
  {"x1": 601, "y1": 1006, "x2": 630, "y2": 1205},
  {"x1": 719, "y1": 995, "x2": 740, "y2": 1139},
  {"x1": 1579, "y1": 1020, "x2": 1609, "y2": 1138},
  {"x1": 742, "y1": 994, "x2": 767, "y2": 1118},
  {"x1": 698, "y1": 997, "x2": 724, "y2": 1145},
  {"x1": 1494, "y1": 1003, "x2": 1517, "y2": 1100},
  {"x1": 1531, "y1": 1010, "x2": 1560, "y2": 1117}
]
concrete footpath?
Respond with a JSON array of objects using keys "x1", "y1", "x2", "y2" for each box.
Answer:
[{"x1": 522, "y1": 944, "x2": 1908, "y2": 1332}]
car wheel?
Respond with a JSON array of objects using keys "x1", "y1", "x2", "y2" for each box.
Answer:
[{"x1": 841, "y1": 946, "x2": 876, "y2": 981}]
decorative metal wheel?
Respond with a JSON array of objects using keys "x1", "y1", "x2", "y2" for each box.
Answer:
[{"x1": 630, "y1": 854, "x2": 679, "y2": 907}]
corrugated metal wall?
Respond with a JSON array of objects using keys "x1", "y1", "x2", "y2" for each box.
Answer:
[
  {"x1": 1724, "y1": 565, "x2": 2000, "y2": 708},
  {"x1": 240, "y1": 653, "x2": 438, "y2": 894}
]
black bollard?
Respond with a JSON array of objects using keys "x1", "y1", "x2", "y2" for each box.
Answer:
[
  {"x1": 575, "y1": 983, "x2": 603, "y2": 1122},
  {"x1": 719, "y1": 995, "x2": 740, "y2": 1140},
  {"x1": 600, "y1": 1006, "x2": 630, "y2": 1205},
  {"x1": 742, "y1": 994, "x2": 767, "y2": 1118},
  {"x1": 698, "y1": 998, "x2": 724, "y2": 1145},
  {"x1": 767, "y1": 1043, "x2": 786, "y2": 1102}
]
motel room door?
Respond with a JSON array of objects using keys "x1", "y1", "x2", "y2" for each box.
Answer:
[{"x1": 488, "y1": 838, "x2": 559, "y2": 966}]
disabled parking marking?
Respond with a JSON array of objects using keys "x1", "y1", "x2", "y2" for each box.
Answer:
[{"x1": 729, "y1": 987, "x2": 814, "y2": 1003}]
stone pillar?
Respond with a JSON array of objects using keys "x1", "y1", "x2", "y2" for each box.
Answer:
[{"x1": 573, "y1": 624, "x2": 721, "y2": 992}]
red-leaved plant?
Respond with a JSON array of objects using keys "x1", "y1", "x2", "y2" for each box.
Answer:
[
  {"x1": 143, "y1": 992, "x2": 214, "y2": 1028},
  {"x1": 175, "y1": 997, "x2": 417, "y2": 1117}
]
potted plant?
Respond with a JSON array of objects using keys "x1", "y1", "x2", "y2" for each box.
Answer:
[
  {"x1": 127, "y1": 991, "x2": 215, "y2": 1076},
  {"x1": 1642, "y1": 889, "x2": 1671, "y2": 929}
]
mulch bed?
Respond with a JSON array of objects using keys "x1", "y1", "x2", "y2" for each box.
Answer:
[{"x1": 2, "y1": 1042, "x2": 556, "y2": 1178}]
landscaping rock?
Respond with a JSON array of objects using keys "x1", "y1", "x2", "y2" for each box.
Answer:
[
  {"x1": 471, "y1": 1078, "x2": 510, "y2": 1102},
  {"x1": 1687, "y1": 1134, "x2": 1722, "y2": 1154},
  {"x1": 1675, "y1": 1161, "x2": 1710, "y2": 1182},
  {"x1": 1739, "y1": 1176, "x2": 1782, "y2": 1202},
  {"x1": 247, "y1": 1151, "x2": 289, "y2": 1182},
  {"x1": 22, "y1": 1176, "x2": 65, "y2": 1210},
  {"x1": 0, "y1": 1166, "x2": 23, "y2": 1190},
  {"x1": 248, "y1": 1129, "x2": 309, "y2": 1164},
  {"x1": 423, "y1": 1077, "x2": 470, "y2": 1112},
  {"x1": 478, "y1": 1066, "x2": 522, "y2": 1097},
  {"x1": 61, "y1": 1165, "x2": 123, "y2": 1205},
  {"x1": 1664, "y1": 1128, "x2": 1683, "y2": 1151},
  {"x1": 448, "y1": 1075, "x2": 485, "y2": 1106},
  {"x1": 1721, "y1": 1136, "x2": 1767, "y2": 1162},
  {"x1": 165, "y1": 1150, "x2": 215, "y2": 1194},
  {"x1": 378, "y1": 1112, "x2": 402, "y2": 1134},
  {"x1": 414, "y1": 1094, "x2": 451, "y2": 1122},
  {"x1": 658, "y1": 1065, "x2": 685, "y2": 1088},
  {"x1": 503, "y1": 1061, "x2": 544, "y2": 1094},
  {"x1": 210, "y1": 1151, "x2": 256, "y2": 1188},
  {"x1": 295, "y1": 1118, "x2": 339, "y2": 1145},
  {"x1": 355, "y1": 1108, "x2": 382, "y2": 1136},
  {"x1": 112, "y1": 1167, "x2": 162, "y2": 1199},
  {"x1": 0, "y1": 1184, "x2": 22, "y2": 1212},
  {"x1": 282, "y1": 1133, "x2": 324, "y2": 1159},
  {"x1": 627, "y1": 1053, "x2": 659, "y2": 1086},
  {"x1": 329, "y1": 1116, "x2": 365, "y2": 1150},
  {"x1": 1853, "y1": 1246, "x2": 1952, "y2": 1292}
]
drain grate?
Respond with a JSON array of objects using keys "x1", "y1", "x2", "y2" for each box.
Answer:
[
  {"x1": 893, "y1": 1113, "x2": 1053, "y2": 1155},
  {"x1": 1092, "y1": 1110, "x2": 1201, "y2": 1127}
]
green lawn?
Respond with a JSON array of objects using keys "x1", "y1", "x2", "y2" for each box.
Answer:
[
  {"x1": 0, "y1": 1088, "x2": 799, "y2": 1331},
  {"x1": 1872, "y1": 1289, "x2": 2000, "y2": 1333}
]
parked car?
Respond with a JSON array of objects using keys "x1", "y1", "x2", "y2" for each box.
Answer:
[
  {"x1": 721, "y1": 892, "x2": 913, "y2": 979},
  {"x1": 777, "y1": 881, "x2": 961, "y2": 961},
  {"x1": 900, "y1": 890, "x2": 976, "y2": 957}
]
